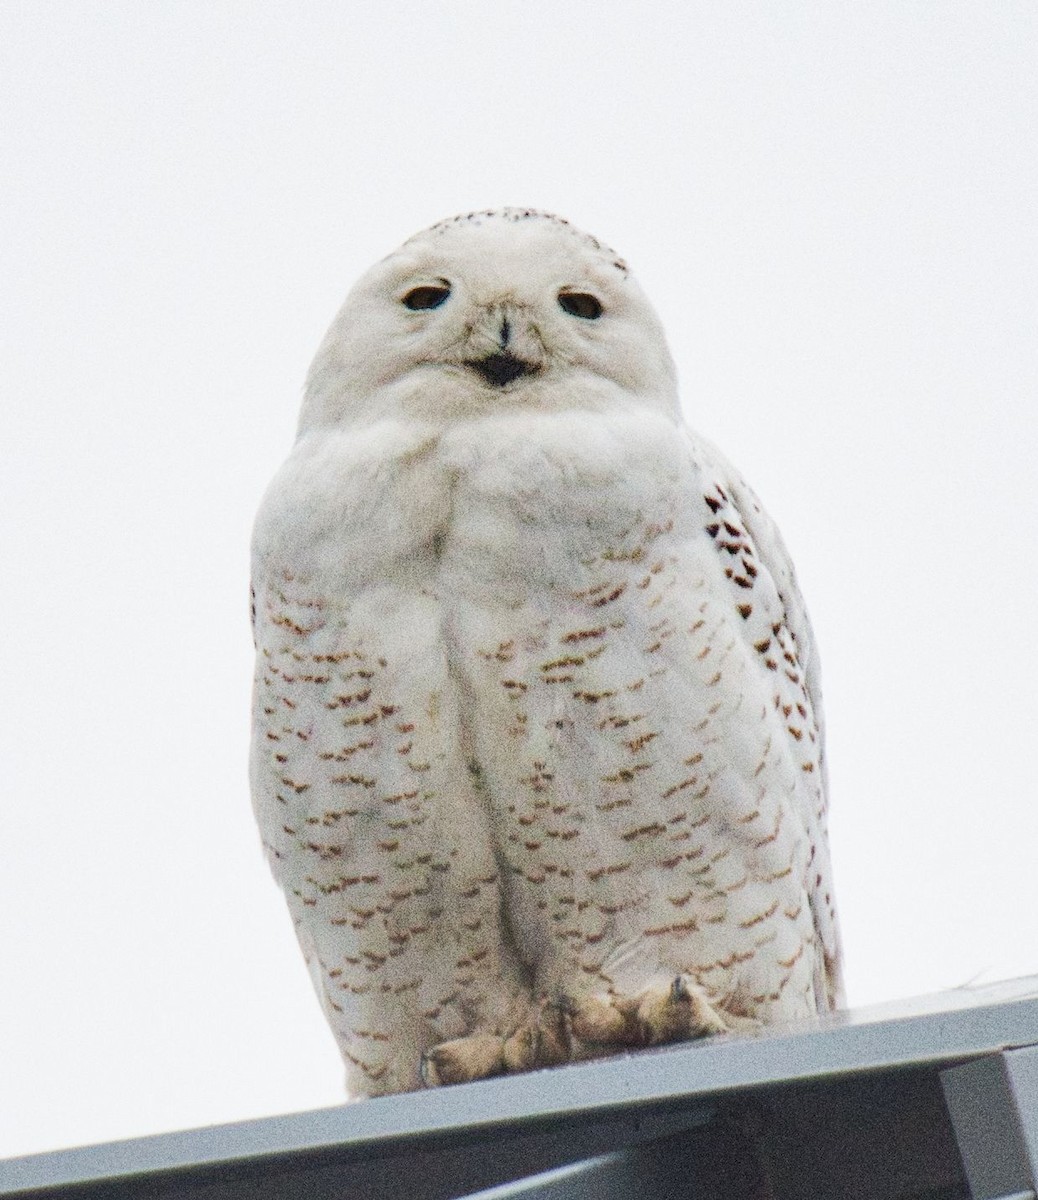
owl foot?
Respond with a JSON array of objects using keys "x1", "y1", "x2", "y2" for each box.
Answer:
[
  {"x1": 420, "y1": 1003, "x2": 572, "y2": 1088},
  {"x1": 635, "y1": 974, "x2": 730, "y2": 1044},
  {"x1": 420, "y1": 1032, "x2": 507, "y2": 1088},
  {"x1": 566, "y1": 975, "x2": 733, "y2": 1051}
]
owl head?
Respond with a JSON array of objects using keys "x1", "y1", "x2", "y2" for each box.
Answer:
[{"x1": 301, "y1": 209, "x2": 679, "y2": 430}]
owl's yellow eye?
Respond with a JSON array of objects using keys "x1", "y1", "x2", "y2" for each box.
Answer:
[
  {"x1": 558, "y1": 291, "x2": 603, "y2": 319},
  {"x1": 403, "y1": 283, "x2": 451, "y2": 310}
]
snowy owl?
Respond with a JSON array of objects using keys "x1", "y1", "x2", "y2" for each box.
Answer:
[{"x1": 250, "y1": 208, "x2": 842, "y2": 1097}]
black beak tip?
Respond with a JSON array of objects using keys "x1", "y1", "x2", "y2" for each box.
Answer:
[{"x1": 468, "y1": 353, "x2": 536, "y2": 388}]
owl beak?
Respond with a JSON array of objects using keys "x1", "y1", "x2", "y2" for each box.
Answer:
[
  {"x1": 462, "y1": 303, "x2": 543, "y2": 387},
  {"x1": 466, "y1": 352, "x2": 539, "y2": 387}
]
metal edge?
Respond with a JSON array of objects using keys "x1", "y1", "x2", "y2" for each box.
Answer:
[{"x1": 4, "y1": 977, "x2": 1038, "y2": 1194}]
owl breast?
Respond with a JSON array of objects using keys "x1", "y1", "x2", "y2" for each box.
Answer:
[
  {"x1": 252, "y1": 402, "x2": 826, "y2": 1097},
  {"x1": 429, "y1": 408, "x2": 823, "y2": 1019}
]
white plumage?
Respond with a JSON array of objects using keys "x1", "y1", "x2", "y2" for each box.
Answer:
[{"x1": 250, "y1": 209, "x2": 842, "y2": 1096}]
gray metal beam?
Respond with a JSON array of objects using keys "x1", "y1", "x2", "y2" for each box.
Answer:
[
  {"x1": 4, "y1": 977, "x2": 1038, "y2": 1199},
  {"x1": 457, "y1": 1153, "x2": 656, "y2": 1200},
  {"x1": 942, "y1": 1046, "x2": 1038, "y2": 1200}
]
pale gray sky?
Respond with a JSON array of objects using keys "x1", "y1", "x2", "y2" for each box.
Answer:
[{"x1": 2, "y1": 0, "x2": 1037, "y2": 1159}]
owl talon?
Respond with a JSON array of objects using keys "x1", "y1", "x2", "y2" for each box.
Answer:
[{"x1": 637, "y1": 975, "x2": 729, "y2": 1045}]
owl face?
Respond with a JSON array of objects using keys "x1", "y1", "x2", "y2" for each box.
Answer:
[{"x1": 302, "y1": 210, "x2": 679, "y2": 429}]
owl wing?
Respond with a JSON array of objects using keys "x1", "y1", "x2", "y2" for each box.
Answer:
[{"x1": 702, "y1": 439, "x2": 844, "y2": 1011}]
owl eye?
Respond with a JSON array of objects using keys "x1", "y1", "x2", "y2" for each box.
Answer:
[
  {"x1": 558, "y1": 290, "x2": 603, "y2": 319},
  {"x1": 402, "y1": 283, "x2": 451, "y2": 311}
]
